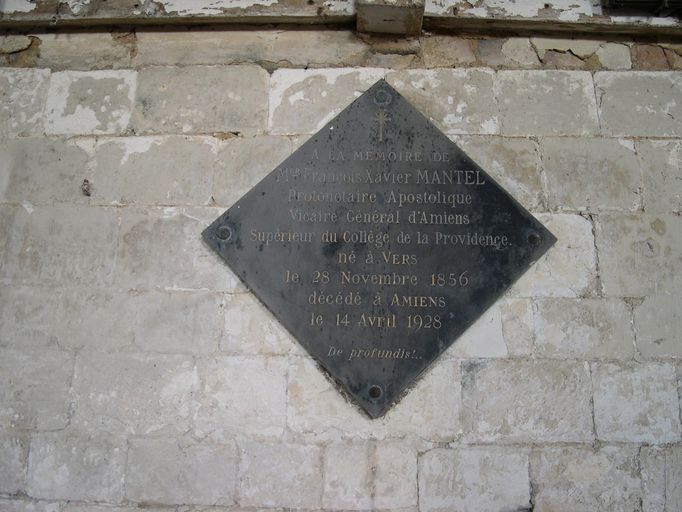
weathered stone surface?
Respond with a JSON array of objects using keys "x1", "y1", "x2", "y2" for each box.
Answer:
[
  {"x1": 220, "y1": 293, "x2": 295, "y2": 356},
  {"x1": 0, "y1": 286, "x2": 61, "y2": 349},
  {"x1": 36, "y1": 32, "x2": 132, "y2": 70},
  {"x1": 0, "y1": 68, "x2": 49, "y2": 137},
  {"x1": 44, "y1": 70, "x2": 136, "y2": 135},
  {"x1": 511, "y1": 214, "x2": 597, "y2": 297},
  {"x1": 356, "y1": 0, "x2": 424, "y2": 36},
  {"x1": 0, "y1": 138, "x2": 91, "y2": 204},
  {"x1": 461, "y1": 360, "x2": 593, "y2": 442},
  {"x1": 542, "y1": 50, "x2": 586, "y2": 70},
  {"x1": 596, "y1": 214, "x2": 682, "y2": 297},
  {"x1": 632, "y1": 44, "x2": 670, "y2": 70},
  {"x1": 638, "y1": 139, "x2": 682, "y2": 214},
  {"x1": 419, "y1": 446, "x2": 530, "y2": 512},
  {"x1": 63, "y1": 506, "x2": 168, "y2": 512},
  {"x1": 374, "y1": 442, "x2": 418, "y2": 509},
  {"x1": 212, "y1": 135, "x2": 294, "y2": 207},
  {"x1": 634, "y1": 292, "x2": 682, "y2": 358},
  {"x1": 531, "y1": 37, "x2": 601, "y2": 59},
  {"x1": 641, "y1": 445, "x2": 682, "y2": 512},
  {"x1": 238, "y1": 441, "x2": 323, "y2": 509},
  {"x1": 665, "y1": 48, "x2": 682, "y2": 70},
  {"x1": 287, "y1": 356, "x2": 461, "y2": 440},
  {"x1": 135, "y1": 29, "x2": 368, "y2": 67},
  {"x1": 27, "y1": 430, "x2": 126, "y2": 502},
  {"x1": 421, "y1": 36, "x2": 476, "y2": 67},
  {"x1": 0, "y1": 431, "x2": 27, "y2": 494},
  {"x1": 541, "y1": 137, "x2": 641, "y2": 211},
  {"x1": 531, "y1": 446, "x2": 641, "y2": 512},
  {"x1": 501, "y1": 38, "x2": 541, "y2": 67},
  {"x1": 497, "y1": 71, "x2": 599, "y2": 136},
  {"x1": 0, "y1": 34, "x2": 31, "y2": 54},
  {"x1": 194, "y1": 356, "x2": 287, "y2": 440},
  {"x1": 0, "y1": 348, "x2": 73, "y2": 430},
  {"x1": 534, "y1": 298, "x2": 635, "y2": 359},
  {"x1": 595, "y1": 72, "x2": 682, "y2": 137},
  {"x1": 500, "y1": 298, "x2": 534, "y2": 356},
  {"x1": 444, "y1": 305, "x2": 507, "y2": 359},
  {"x1": 0, "y1": 500, "x2": 61, "y2": 512},
  {"x1": 269, "y1": 68, "x2": 384, "y2": 135},
  {"x1": 592, "y1": 362, "x2": 681, "y2": 442},
  {"x1": 115, "y1": 207, "x2": 242, "y2": 292},
  {"x1": 456, "y1": 135, "x2": 544, "y2": 210},
  {"x1": 126, "y1": 437, "x2": 237, "y2": 506},
  {"x1": 322, "y1": 443, "x2": 372, "y2": 510},
  {"x1": 71, "y1": 352, "x2": 199, "y2": 435},
  {"x1": 387, "y1": 69, "x2": 498, "y2": 134},
  {"x1": 131, "y1": 65, "x2": 267, "y2": 136},
  {"x1": 596, "y1": 43, "x2": 632, "y2": 70},
  {"x1": 93, "y1": 136, "x2": 216, "y2": 205},
  {"x1": 3, "y1": 206, "x2": 119, "y2": 287}
]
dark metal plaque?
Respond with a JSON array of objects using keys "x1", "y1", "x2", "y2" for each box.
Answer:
[{"x1": 203, "y1": 80, "x2": 555, "y2": 418}]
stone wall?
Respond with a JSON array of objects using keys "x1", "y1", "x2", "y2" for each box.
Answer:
[{"x1": 1, "y1": 28, "x2": 681, "y2": 511}]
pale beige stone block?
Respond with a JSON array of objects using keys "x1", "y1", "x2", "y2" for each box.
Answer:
[
  {"x1": 36, "y1": 32, "x2": 132, "y2": 70},
  {"x1": 497, "y1": 70, "x2": 599, "y2": 136},
  {"x1": 44, "y1": 70, "x2": 136, "y2": 135},
  {"x1": 26, "y1": 430, "x2": 126, "y2": 502},
  {"x1": 131, "y1": 65, "x2": 268, "y2": 136},
  {"x1": 374, "y1": 442, "x2": 418, "y2": 509},
  {"x1": 531, "y1": 446, "x2": 641, "y2": 512},
  {"x1": 641, "y1": 445, "x2": 682, "y2": 512},
  {"x1": 322, "y1": 443, "x2": 372, "y2": 510},
  {"x1": 238, "y1": 441, "x2": 323, "y2": 509},
  {"x1": 638, "y1": 139, "x2": 682, "y2": 214},
  {"x1": 444, "y1": 304, "x2": 507, "y2": 359},
  {"x1": 0, "y1": 431, "x2": 27, "y2": 494},
  {"x1": 500, "y1": 298, "x2": 534, "y2": 356},
  {"x1": 71, "y1": 352, "x2": 199, "y2": 435},
  {"x1": 419, "y1": 446, "x2": 530, "y2": 512},
  {"x1": 0, "y1": 68, "x2": 50, "y2": 138},
  {"x1": 387, "y1": 69, "x2": 499, "y2": 134},
  {"x1": 126, "y1": 437, "x2": 237, "y2": 506},
  {"x1": 461, "y1": 360, "x2": 593, "y2": 442},
  {"x1": 0, "y1": 348, "x2": 73, "y2": 430},
  {"x1": 634, "y1": 291, "x2": 682, "y2": 358},
  {"x1": 592, "y1": 362, "x2": 681, "y2": 442},
  {"x1": 534, "y1": 298, "x2": 635, "y2": 359},
  {"x1": 531, "y1": 37, "x2": 601, "y2": 58},
  {"x1": 596, "y1": 43, "x2": 632, "y2": 70},
  {"x1": 421, "y1": 36, "x2": 476, "y2": 67},
  {"x1": 595, "y1": 72, "x2": 682, "y2": 137},
  {"x1": 194, "y1": 356, "x2": 287, "y2": 440},
  {"x1": 0, "y1": 286, "x2": 61, "y2": 349},
  {"x1": 501, "y1": 38, "x2": 541, "y2": 66}
]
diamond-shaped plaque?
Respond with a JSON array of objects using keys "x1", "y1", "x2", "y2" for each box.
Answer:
[{"x1": 203, "y1": 79, "x2": 555, "y2": 418}]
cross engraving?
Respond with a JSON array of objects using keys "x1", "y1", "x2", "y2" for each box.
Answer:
[{"x1": 374, "y1": 109, "x2": 391, "y2": 142}]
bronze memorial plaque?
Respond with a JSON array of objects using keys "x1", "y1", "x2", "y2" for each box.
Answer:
[{"x1": 203, "y1": 79, "x2": 556, "y2": 417}]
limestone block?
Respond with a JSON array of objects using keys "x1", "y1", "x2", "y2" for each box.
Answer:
[
  {"x1": 531, "y1": 446, "x2": 641, "y2": 511},
  {"x1": 534, "y1": 298, "x2": 635, "y2": 359},
  {"x1": 63, "y1": 506, "x2": 169, "y2": 512},
  {"x1": 456, "y1": 135, "x2": 544, "y2": 210},
  {"x1": 387, "y1": 69, "x2": 498, "y2": 134},
  {"x1": 0, "y1": 68, "x2": 50, "y2": 138},
  {"x1": 443, "y1": 305, "x2": 507, "y2": 359},
  {"x1": 0, "y1": 138, "x2": 91, "y2": 204},
  {"x1": 531, "y1": 38, "x2": 601, "y2": 59},
  {"x1": 0, "y1": 35, "x2": 31, "y2": 53},
  {"x1": 419, "y1": 447, "x2": 530, "y2": 512},
  {"x1": 0, "y1": 205, "x2": 15, "y2": 276},
  {"x1": 126, "y1": 437, "x2": 237, "y2": 506},
  {"x1": 3, "y1": 206, "x2": 119, "y2": 287},
  {"x1": 212, "y1": 135, "x2": 294, "y2": 207},
  {"x1": 0, "y1": 286, "x2": 61, "y2": 349},
  {"x1": 356, "y1": 0, "x2": 424, "y2": 36},
  {"x1": 374, "y1": 442, "x2": 418, "y2": 509},
  {"x1": 0, "y1": 500, "x2": 61, "y2": 512},
  {"x1": 26, "y1": 430, "x2": 126, "y2": 502},
  {"x1": 0, "y1": 348, "x2": 73, "y2": 430},
  {"x1": 634, "y1": 291, "x2": 682, "y2": 358},
  {"x1": 134, "y1": 30, "x2": 368, "y2": 68},
  {"x1": 595, "y1": 72, "x2": 682, "y2": 137},
  {"x1": 501, "y1": 38, "x2": 541, "y2": 67},
  {"x1": 44, "y1": 70, "x2": 136, "y2": 135},
  {"x1": 632, "y1": 44, "x2": 670, "y2": 71},
  {"x1": 115, "y1": 207, "x2": 242, "y2": 292},
  {"x1": 497, "y1": 71, "x2": 599, "y2": 136},
  {"x1": 0, "y1": 431, "x2": 28, "y2": 494},
  {"x1": 93, "y1": 136, "x2": 216, "y2": 206},
  {"x1": 220, "y1": 293, "x2": 296, "y2": 356},
  {"x1": 638, "y1": 139, "x2": 682, "y2": 213},
  {"x1": 287, "y1": 356, "x2": 461, "y2": 441},
  {"x1": 542, "y1": 50, "x2": 586, "y2": 70},
  {"x1": 269, "y1": 68, "x2": 385, "y2": 135},
  {"x1": 541, "y1": 137, "x2": 642, "y2": 211},
  {"x1": 500, "y1": 298, "x2": 534, "y2": 356},
  {"x1": 194, "y1": 356, "x2": 287, "y2": 440},
  {"x1": 238, "y1": 441, "x2": 323, "y2": 509},
  {"x1": 421, "y1": 36, "x2": 476, "y2": 67},
  {"x1": 596, "y1": 43, "x2": 632, "y2": 70},
  {"x1": 71, "y1": 352, "x2": 199, "y2": 435},
  {"x1": 131, "y1": 65, "x2": 267, "y2": 136},
  {"x1": 641, "y1": 445, "x2": 682, "y2": 512},
  {"x1": 322, "y1": 443, "x2": 372, "y2": 510},
  {"x1": 592, "y1": 362, "x2": 681, "y2": 442},
  {"x1": 461, "y1": 360, "x2": 593, "y2": 442},
  {"x1": 510, "y1": 214, "x2": 597, "y2": 297},
  {"x1": 36, "y1": 32, "x2": 132, "y2": 70},
  {"x1": 596, "y1": 214, "x2": 682, "y2": 297}
]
